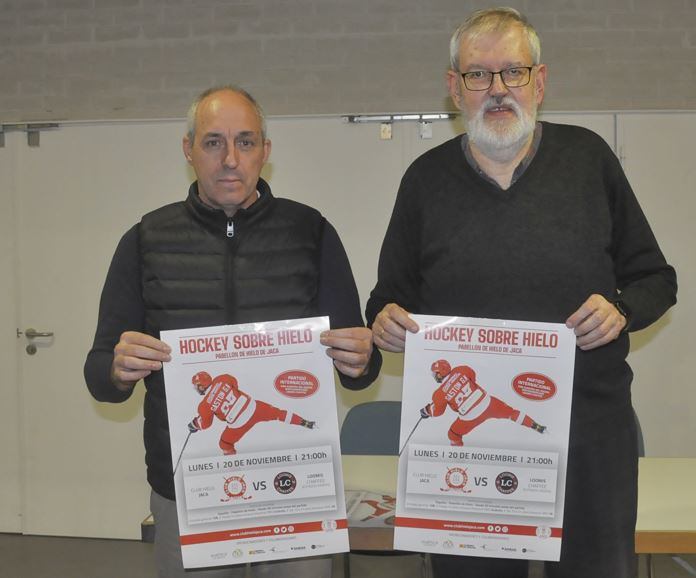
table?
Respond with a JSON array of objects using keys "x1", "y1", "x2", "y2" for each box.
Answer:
[
  {"x1": 636, "y1": 457, "x2": 696, "y2": 553},
  {"x1": 635, "y1": 458, "x2": 696, "y2": 577}
]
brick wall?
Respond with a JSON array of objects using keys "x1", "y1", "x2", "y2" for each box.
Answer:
[{"x1": 1, "y1": 0, "x2": 695, "y2": 122}]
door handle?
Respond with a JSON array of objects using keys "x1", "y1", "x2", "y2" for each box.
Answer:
[
  {"x1": 18, "y1": 328, "x2": 55, "y2": 339},
  {"x1": 18, "y1": 328, "x2": 54, "y2": 356},
  {"x1": 25, "y1": 328, "x2": 54, "y2": 339}
]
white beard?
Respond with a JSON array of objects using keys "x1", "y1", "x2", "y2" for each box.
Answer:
[{"x1": 466, "y1": 96, "x2": 537, "y2": 163}]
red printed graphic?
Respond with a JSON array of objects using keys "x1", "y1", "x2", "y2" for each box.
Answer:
[
  {"x1": 421, "y1": 360, "x2": 548, "y2": 445},
  {"x1": 394, "y1": 516, "x2": 562, "y2": 538},
  {"x1": 221, "y1": 475, "x2": 251, "y2": 502},
  {"x1": 180, "y1": 519, "x2": 348, "y2": 545},
  {"x1": 274, "y1": 370, "x2": 320, "y2": 398},
  {"x1": 360, "y1": 495, "x2": 396, "y2": 523},
  {"x1": 188, "y1": 372, "x2": 317, "y2": 456},
  {"x1": 512, "y1": 373, "x2": 556, "y2": 401},
  {"x1": 442, "y1": 467, "x2": 472, "y2": 493}
]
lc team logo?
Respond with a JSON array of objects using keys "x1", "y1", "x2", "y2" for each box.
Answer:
[
  {"x1": 274, "y1": 471, "x2": 297, "y2": 494},
  {"x1": 495, "y1": 471, "x2": 519, "y2": 494},
  {"x1": 221, "y1": 474, "x2": 252, "y2": 502},
  {"x1": 441, "y1": 466, "x2": 472, "y2": 493}
]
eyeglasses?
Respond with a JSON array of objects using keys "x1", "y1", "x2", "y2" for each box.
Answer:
[{"x1": 460, "y1": 66, "x2": 534, "y2": 91}]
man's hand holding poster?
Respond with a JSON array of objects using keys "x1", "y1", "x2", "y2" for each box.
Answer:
[
  {"x1": 161, "y1": 317, "x2": 348, "y2": 568},
  {"x1": 395, "y1": 315, "x2": 575, "y2": 561}
]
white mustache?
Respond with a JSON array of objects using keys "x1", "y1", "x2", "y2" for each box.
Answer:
[
  {"x1": 481, "y1": 96, "x2": 521, "y2": 115},
  {"x1": 467, "y1": 95, "x2": 536, "y2": 163}
]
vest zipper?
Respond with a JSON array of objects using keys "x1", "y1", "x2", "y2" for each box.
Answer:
[{"x1": 225, "y1": 216, "x2": 237, "y2": 324}]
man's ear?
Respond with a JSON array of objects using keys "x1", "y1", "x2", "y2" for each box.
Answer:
[
  {"x1": 182, "y1": 135, "x2": 193, "y2": 163},
  {"x1": 534, "y1": 64, "x2": 547, "y2": 105},
  {"x1": 446, "y1": 70, "x2": 463, "y2": 109}
]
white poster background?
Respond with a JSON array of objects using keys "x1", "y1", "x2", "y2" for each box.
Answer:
[
  {"x1": 395, "y1": 315, "x2": 575, "y2": 561},
  {"x1": 161, "y1": 317, "x2": 348, "y2": 568}
]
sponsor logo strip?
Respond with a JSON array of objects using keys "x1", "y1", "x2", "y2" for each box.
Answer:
[
  {"x1": 394, "y1": 517, "x2": 562, "y2": 538},
  {"x1": 180, "y1": 519, "x2": 348, "y2": 545}
]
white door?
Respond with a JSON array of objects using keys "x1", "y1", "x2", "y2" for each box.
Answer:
[
  {"x1": 0, "y1": 131, "x2": 22, "y2": 533},
  {"x1": 13, "y1": 121, "x2": 190, "y2": 538}
]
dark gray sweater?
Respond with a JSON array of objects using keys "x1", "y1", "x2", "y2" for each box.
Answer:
[{"x1": 367, "y1": 122, "x2": 677, "y2": 439}]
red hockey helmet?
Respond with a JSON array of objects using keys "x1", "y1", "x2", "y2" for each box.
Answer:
[
  {"x1": 192, "y1": 371, "x2": 213, "y2": 394},
  {"x1": 430, "y1": 359, "x2": 452, "y2": 378}
]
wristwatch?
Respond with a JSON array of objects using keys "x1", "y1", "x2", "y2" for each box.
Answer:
[{"x1": 611, "y1": 299, "x2": 631, "y2": 332}]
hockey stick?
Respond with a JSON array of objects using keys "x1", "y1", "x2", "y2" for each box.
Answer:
[
  {"x1": 398, "y1": 416, "x2": 423, "y2": 457},
  {"x1": 173, "y1": 431, "x2": 193, "y2": 474}
]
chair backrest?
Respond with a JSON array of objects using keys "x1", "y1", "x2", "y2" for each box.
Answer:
[{"x1": 340, "y1": 401, "x2": 402, "y2": 455}]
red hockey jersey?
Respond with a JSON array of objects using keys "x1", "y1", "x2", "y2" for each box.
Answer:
[
  {"x1": 427, "y1": 365, "x2": 490, "y2": 419},
  {"x1": 193, "y1": 374, "x2": 256, "y2": 430}
]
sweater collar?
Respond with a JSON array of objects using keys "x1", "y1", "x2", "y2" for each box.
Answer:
[{"x1": 461, "y1": 121, "x2": 543, "y2": 189}]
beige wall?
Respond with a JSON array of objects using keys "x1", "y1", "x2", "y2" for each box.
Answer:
[{"x1": 2, "y1": 0, "x2": 695, "y2": 123}]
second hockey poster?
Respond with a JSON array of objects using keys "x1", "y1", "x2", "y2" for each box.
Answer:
[{"x1": 395, "y1": 314, "x2": 575, "y2": 561}]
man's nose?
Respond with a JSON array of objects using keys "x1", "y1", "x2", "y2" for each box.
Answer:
[
  {"x1": 488, "y1": 72, "x2": 509, "y2": 97},
  {"x1": 223, "y1": 144, "x2": 239, "y2": 168}
]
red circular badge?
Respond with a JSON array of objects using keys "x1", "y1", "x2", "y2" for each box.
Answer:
[
  {"x1": 512, "y1": 372, "x2": 557, "y2": 401},
  {"x1": 274, "y1": 370, "x2": 319, "y2": 398},
  {"x1": 221, "y1": 475, "x2": 247, "y2": 502},
  {"x1": 445, "y1": 467, "x2": 468, "y2": 490}
]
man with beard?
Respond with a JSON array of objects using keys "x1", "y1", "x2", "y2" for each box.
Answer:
[{"x1": 366, "y1": 7, "x2": 676, "y2": 578}]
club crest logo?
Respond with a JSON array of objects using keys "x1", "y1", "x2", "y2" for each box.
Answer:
[
  {"x1": 495, "y1": 471, "x2": 519, "y2": 494},
  {"x1": 441, "y1": 466, "x2": 471, "y2": 493},
  {"x1": 273, "y1": 471, "x2": 297, "y2": 494},
  {"x1": 221, "y1": 474, "x2": 251, "y2": 502}
]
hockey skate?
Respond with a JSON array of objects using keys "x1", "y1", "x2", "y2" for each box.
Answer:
[
  {"x1": 531, "y1": 422, "x2": 547, "y2": 434},
  {"x1": 300, "y1": 419, "x2": 317, "y2": 430}
]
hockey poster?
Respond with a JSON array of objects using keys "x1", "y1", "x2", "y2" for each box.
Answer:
[
  {"x1": 394, "y1": 315, "x2": 575, "y2": 561},
  {"x1": 161, "y1": 317, "x2": 349, "y2": 568}
]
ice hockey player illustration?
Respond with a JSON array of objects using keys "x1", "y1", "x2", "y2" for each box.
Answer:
[
  {"x1": 188, "y1": 371, "x2": 316, "y2": 455},
  {"x1": 421, "y1": 360, "x2": 546, "y2": 446}
]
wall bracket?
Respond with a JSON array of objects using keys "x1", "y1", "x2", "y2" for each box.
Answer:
[{"x1": 0, "y1": 123, "x2": 60, "y2": 148}]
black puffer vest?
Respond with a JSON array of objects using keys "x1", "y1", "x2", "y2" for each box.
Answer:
[{"x1": 139, "y1": 179, "x2": 324, "y2": 498}]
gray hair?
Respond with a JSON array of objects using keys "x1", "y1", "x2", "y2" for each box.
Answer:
[
  {"x1": 449, "y1": 7, "x2": 541, "y2": 71},
  {"x1": 186, "y1": 85, "x2": 268, "y2": 143}
]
